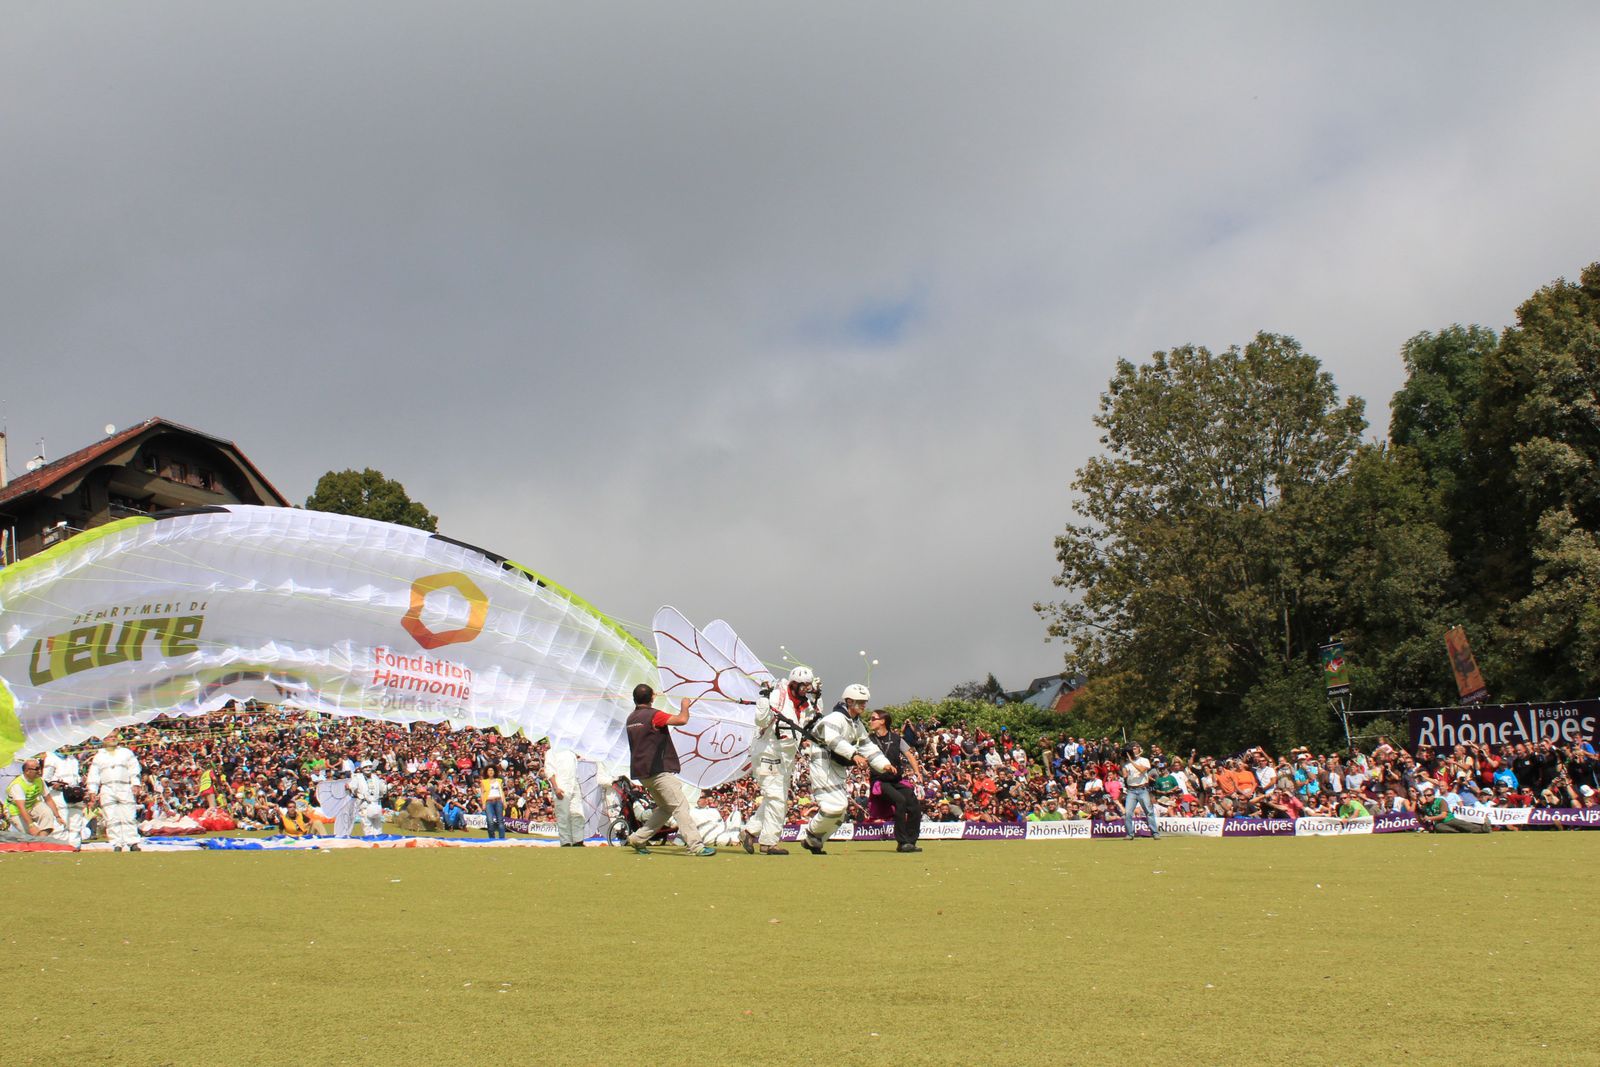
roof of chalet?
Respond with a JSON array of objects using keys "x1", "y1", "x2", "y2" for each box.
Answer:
[{"x1": 0, "y1": 417, "x2": 290, "y2": 510}]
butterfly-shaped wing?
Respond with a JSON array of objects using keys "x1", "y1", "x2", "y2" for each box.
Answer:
[
  {"x1": 702, "y1": 619, "x2": 776, "y2": 688},
  {"x1": 651, "y1": 606, "x2": 758, "y2": 788}
]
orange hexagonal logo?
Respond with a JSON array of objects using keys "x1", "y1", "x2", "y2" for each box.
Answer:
[{"x1": 401, "y1": 571, "x2": 489, "y2": 650}]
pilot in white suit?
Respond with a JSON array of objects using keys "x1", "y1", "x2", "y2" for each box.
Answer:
[
  {"x1": 547, "y1": 748, "x2": 586, "y2": 846},
  {"x1": 742, "y1": 666, "x2": 818, "y2": 856},
  {"x1": 351, "y1": 763, "x2": 386, "y2": 837},
  {"x1": 86, "y1": 734, "x2": 143, "y2": 852},
  {"x1": 801, "y1": 685, "x2": 892, "y2": 855}
]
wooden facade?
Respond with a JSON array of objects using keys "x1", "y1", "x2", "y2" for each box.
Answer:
[{"x1": 0, "y1": 418, "x2": 290, "y2": 562}]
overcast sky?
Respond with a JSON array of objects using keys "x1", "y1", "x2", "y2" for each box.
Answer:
[{"x1": 4, "y1": 3, "x2": 1598, "y2": 704}]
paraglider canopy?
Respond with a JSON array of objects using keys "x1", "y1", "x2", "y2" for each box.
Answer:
[{"x1": 0, "y1": 506, "x2": 653, "y2": 768}]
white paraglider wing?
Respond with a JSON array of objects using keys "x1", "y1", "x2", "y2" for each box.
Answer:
[
  {"x1": 0, "y1": 505, "x2": 653, "y2": 768},
  {"x1": 651, "y1": 606, "x2": 758, "y2": 788},
  {"x1": 702, "y1": 619, "x2": 775, "y2": 688}
]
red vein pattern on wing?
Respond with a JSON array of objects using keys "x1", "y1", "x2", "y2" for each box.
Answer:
[
  {"x1": 703, "y1": 619, "x2": 775, "y2": 687},
  {"x1": 651, "y1": 605, "x2": 758, "y2": 788}
]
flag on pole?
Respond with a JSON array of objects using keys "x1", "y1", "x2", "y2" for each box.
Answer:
[
  {"x1": 1444, "y1": 626, "x2": 1488, "y2": 704},
  {"x1": 1320, "y1": 640, "x2": 1351, "y2": 696}
]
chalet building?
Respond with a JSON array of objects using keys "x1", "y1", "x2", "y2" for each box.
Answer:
[
  {"x1": 1005, "y1": 674, "x2": 1086, "y2": 714},
  {"x1": 0, "y1": 417, "x2": 290, "y2": 563}
]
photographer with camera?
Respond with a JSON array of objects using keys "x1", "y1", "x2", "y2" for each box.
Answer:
[
  {"x1": 5, "y1": 758, "x2": 72, "y2": 844},
  {"x1": 1121, "y1": 743, "x2": 1161, "y2": 839},
  {"x1": 1418, "y1": 781, "x2": 1488, "y2": 833},
  {"x1": 44, "y1": 746, "x2": 89, "y2": 845}
]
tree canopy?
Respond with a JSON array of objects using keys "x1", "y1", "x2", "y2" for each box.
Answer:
[
  {"x1": 304, "y1": 468, "x2": 439, "y2": 532},
  {"x1": 947, "y1": 673, "x2": 1006, "y2": 703},
  {"x1": 1042, "y1": 262, "x2": 1600, "y2": 751}
]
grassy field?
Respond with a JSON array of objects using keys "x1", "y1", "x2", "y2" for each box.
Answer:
[{"x1": 3, "y1": 834, "x2": 1598, "y2": 1066}]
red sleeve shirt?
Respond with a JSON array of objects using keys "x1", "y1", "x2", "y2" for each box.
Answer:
[{"x1": 651, "y1": 711, "x2": 673, "y2": 729}]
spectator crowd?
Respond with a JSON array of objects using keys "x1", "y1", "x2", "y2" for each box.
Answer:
[{"x1": 28, "y1": 704, "x2": 1600, "y2": 839}]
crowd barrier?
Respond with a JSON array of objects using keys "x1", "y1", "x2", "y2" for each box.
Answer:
[
  {"x1": 778, "y1": 807, "x2": 1600, "y2": 841},
  {"x1": 13, "y1": 808, "x2": 1597, "y2": 855}
]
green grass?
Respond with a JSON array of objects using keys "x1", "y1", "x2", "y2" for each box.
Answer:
[{"x1": 3, "y1": 835, "x2": 1598, "y2": 1066}]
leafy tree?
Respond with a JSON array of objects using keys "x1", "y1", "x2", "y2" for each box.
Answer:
[
  {"x1": 1320, "y1": 443, "x2": 1459, "y2": 711},
  {"x1": 947, "y1": 673, "x2": 1006, "y2": 703},
  {"x1": 1038, "y1": 332, "x2": 1374, "y2": 751},
  {"x1": 1466, "y1": 262, "x2": 1600, "y2": 696},
  {"x1": 304, "y1": 468, "x2": 439, "y2": 532},
  {"x1": 1042, "y1": 261, "x2": 1600, "y2": 750},
  {"x1": 1389, "y1": 325, "x2": 1497, "y2": 498}
]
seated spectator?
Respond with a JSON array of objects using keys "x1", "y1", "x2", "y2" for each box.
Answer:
[
  {"x1": 279, "y1": 799, "x2": 316, "y2": 836},
  {"x1": 1336, "y1": 794, "x2": 1371, "y2": 819},
  {"x1": 1260, "y1": 783, "x2": 1305, "y2": 820},
  {"x1": 1418, "y1": 782, "x2": 1488, "y2": 833}
]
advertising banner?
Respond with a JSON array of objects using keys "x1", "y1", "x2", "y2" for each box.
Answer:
[
  {"x1": 959, "y1": 822, "x2": 1028, "y2": 841},
  {"x1": 848, "y1": 823, "x2": 893, "y2": 842},
  {"x1": 761, "y1": 811, "x2": 1600, "y2": 844},
  {"x1": 1526, "y1": 807, "x2": 1600, "y2": 830},
  {"x1": 1221, "y1": 818, "x2": 1297, "y2": 837},
  {"x1": 1321, "y1": 640, "x2": 1351, "y2": 696},
  {"x1": 1408, "y1": 700, "x2": 1600, "y2": 750},
  {"x1": 1024, "y1": 820, "x2": 1093, "y2": 840},
  {"x1": 1293, "y1": 816, "x2": 1374, "y2": 837},
  {"x1": 1091, "y1": 817, "x2": 1226, "y2": 838},
  {"x1": 1449, "y1": 806, "x2": 1532, "y2": 827},
  {"x1": 1372, "y1": 812, "x2": 1422, "y2": 833}
]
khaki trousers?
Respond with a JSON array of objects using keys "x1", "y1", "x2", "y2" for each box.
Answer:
[{"x1": 627, "y1": 774, "x2": 705, "y2": 851}]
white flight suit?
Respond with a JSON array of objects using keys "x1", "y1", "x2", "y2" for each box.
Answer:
[
  {"x1": 691, "y1": 803, "x2": 725, "y2": 845},
  {"x1": 352, "y1": 772, "x2": 386, "y2": 836},
  {"x1": 87, "y1": 746, "x2": 143, "y2": 850},
  {"x1": 804, "y1": 703, "x2": 892, "y2": 845},
  {"x1": 749, "y1": 685, "x2": 810, "y2": 847},
  {"x1": 547, "y1": 748, "x2": 585, "y2": 845},
  {"x1": 724, "y1": 807, "x2": 746, "y2": 848},
  {"x1": 44, "y1": 751, "x2": 88, "y2": 845}
]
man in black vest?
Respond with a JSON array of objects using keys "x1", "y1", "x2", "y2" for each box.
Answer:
[{"x1": 623, "y1": 684, "x2": 716, "y2": 856}]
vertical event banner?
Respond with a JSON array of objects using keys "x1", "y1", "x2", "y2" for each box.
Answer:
[
  {"x1": 1444, "y1": 625, "x2": 1488, "y2": 704},
  {"x1": 1408, "y1": 699, "x2": 1599, "y2": 749},
  {"x1": 1321, "y1": 640, "x2": 1350, "y2": 696}
]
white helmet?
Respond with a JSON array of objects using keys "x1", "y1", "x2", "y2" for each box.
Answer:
[
  {"x1": 789, "y1": 665, "x2": 814, "y2": 686},
  {"x1": 842, "y1": 683, "x2": 870, "y2": 703}
]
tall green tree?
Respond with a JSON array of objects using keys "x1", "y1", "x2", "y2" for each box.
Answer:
[
  {"x1": 304, "y1": 468, "x2": 439, "y2": 532},
  {"x1": 1038, "y1": 333, "x2": 1368, "y2": 750},
  {"x1": 1467, "y1": 262, "x2": 1600, "y2": 696},
  {"x1": 1320, "y1": 443, "x2": 1459, "y2": 712},
  {"x1": 1389, "y1": 325, "x2": 1497, "y2": 497}
]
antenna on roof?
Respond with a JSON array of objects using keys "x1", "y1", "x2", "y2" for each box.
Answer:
[{"x1": 105, "y1": 424, "x2": 116, "y2": 436}]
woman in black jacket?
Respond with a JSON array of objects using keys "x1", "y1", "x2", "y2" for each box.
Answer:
[{"x1": 868, "y1": 709, "x2": 925, "y2": 853}]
